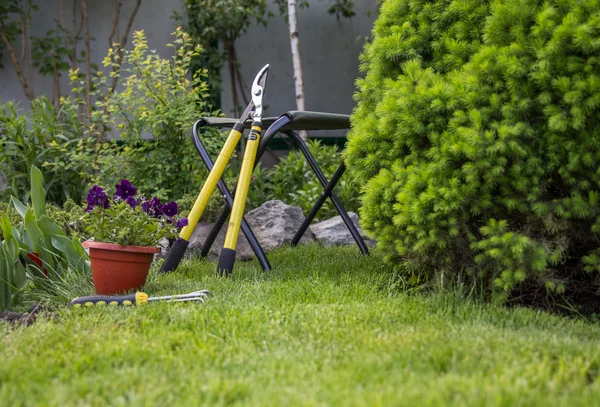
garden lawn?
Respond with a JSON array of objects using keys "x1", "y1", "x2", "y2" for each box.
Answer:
[{"x1": 1, "y1": 245, "x2": 599, "y2": 406}]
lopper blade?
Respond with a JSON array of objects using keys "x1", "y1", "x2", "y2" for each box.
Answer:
[{"x1": 251, "y1": 64, "x2": 269, "y2": 120}]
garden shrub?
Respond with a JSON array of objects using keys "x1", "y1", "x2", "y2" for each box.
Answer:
[
  {"x1": 346, "y1": 0, "x2": 600, "y2": 303},
  {"x1": 1, "y1": 28, "x2": 221, "y2": 207},
  {"x1": 45, "y1": 199, "x2": 86, "y2": 237},
  {"x1": 92, "y1": 28, "x2": 224, "y2": 200}
]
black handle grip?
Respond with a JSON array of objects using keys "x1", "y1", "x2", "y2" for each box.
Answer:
[
  {"x1": 217, "y1": 248, "x2": 236, "y2": 277},
  {"x1": 160, "y1": 238, "x2": 189, "y2": 273},
  {"x1": 70, "y1": 293, "x2": 141, "y2": 307}
]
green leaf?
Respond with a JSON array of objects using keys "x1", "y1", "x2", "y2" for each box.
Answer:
[
  {"x1": 3, "y1": 235, "x2": 19, "y2": 263},
  {"x1": 51, "y1": 235, "x2": 88, "y2": 271},
  {"x1": 12, "y1": 261, "x2": 27, "y2": 290},
  {"x1": 30, "y1": 165, "x2": 46, "y2": 219},
  {"x1": 0, "y1": 245, "x2": 10, "y2": 310},
  {"x1": 24, "y1": 209, "x2": 44, "y2": 253},
  {"x1": 38, "y1": 216, "x2": 64, "y2": 239},
  {"x1": 10, "y1": 196, "x2": 28, "y2": 220},
  {"x1": 0, "y1": 214, "x2": 13, "y2": 241}
]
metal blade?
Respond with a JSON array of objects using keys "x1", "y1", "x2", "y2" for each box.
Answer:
[
  {"x1": 165, "y1": 297, "x2": 205, "y2": 303},
  {"x1": 238, "y1": 98, "x2": 256, "y2": 124},
  {"x1": 252, "y1": 64, "x2": 269, "y2": 94},
  {"x1": 251, "y1": 64, "x2": 269, "y2": 120},
  {"x1": 148, "y1": 290, "x2": 212, "y2": 302},
  {"x1": 236, "y1": 64, "x2": 270, "y2": 124}
]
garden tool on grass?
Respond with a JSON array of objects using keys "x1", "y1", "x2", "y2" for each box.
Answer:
[
  {"x1": 160, "y1": 64, "x2": 270, "y2": 274},
  {"x1": 70, "y1": 290, "x2": 212, "y2": 307},
  {"x1": 217, "y1": 66, "x2": 267, "y2": 277}
]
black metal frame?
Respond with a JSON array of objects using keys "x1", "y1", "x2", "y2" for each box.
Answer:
[{"x1": 191, "y1": 112, "x2": 369, "y2": 271}]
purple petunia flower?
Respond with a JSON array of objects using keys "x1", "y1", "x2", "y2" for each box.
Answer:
[
  {"x1": 142, "y1": 197, "x2": 163, "y2": 218},
  {"x1": 85, "y1": 185, "x2": 110, "y2": 212},
  {"x1": 114, "y1": 179, "x2": 137, "y2": 200},
  {"x1": 126, "y1": 196, "x2": 138, "y2": 208},
  {"x1": 176, "y1": 218, "x2": 188, "y2": 229},
  {"x1": 162, "y1": 201, "x2": 178, "y2": 217}
]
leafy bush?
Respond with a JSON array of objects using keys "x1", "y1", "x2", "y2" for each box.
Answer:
[
  {"x1": 0, "y1": 97, "x2": 92, "y2": 206},
  {"x1": 92, "y1": 28, "x2": 224, "y2": 200},
  {"x1": 46, "y1": 199, "x2": 86, "y2": 237},
  {"x1": 346, "y1": 0, "x2": 600, "y2": 302},
  {"x1": 267, "y1": 140, "x2": 360, "y2": 221}
]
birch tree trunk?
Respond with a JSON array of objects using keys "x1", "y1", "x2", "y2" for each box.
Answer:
[{"x1": 287, "y1": 0, "x2": 308, "y2": 140}]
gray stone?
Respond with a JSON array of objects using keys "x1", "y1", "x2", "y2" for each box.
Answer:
[
  {"x1": 156, "y1": 238, "x2": 171, "y2": 260},
  {"x1": 310, "y1": 212, "x2": 375, "y2": 246},
  {"x1": 245, "y1": 200, "x2": 315, "y2": 251}
]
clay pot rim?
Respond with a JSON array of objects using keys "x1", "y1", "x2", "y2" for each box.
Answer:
[{"x1": 82, "y1": 240, "x2": 160, "y2": 254}]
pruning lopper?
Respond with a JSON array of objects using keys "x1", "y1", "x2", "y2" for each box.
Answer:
[
  {"x1": 216, "y1": 65, "x2": 268, "y2": 277},
  {"x1": 160, "y1": 64, "x2": 270, "y2": 276},
  {"x1": 70, "y1": 290, "x2": 212, "y2": 307}
]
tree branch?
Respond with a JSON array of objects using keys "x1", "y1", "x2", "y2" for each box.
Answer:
[
  {"x1": 70, "y1": 0, "x2": 77, "y2": 71},
  {"x1": 108, "y1": 0, "x2": 122, "y2": 47},
  {"x1": 81, "y1": 0, "x2": 92, "y2": 123},
  {"x1": 0, "y1": 19, "x2": 35, "y2": 101},
  {"x1": 109, "y1": 0, "x2": 142, "y2": 94}
]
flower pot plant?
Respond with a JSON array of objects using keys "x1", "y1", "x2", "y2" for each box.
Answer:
[{"x1": 83, "y1": 180, "x2": 188, "y2": 295}]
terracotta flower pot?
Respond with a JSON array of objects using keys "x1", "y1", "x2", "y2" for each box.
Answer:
[{"x1": 83, "y1": 241, "x2": 160, "y2": 295}]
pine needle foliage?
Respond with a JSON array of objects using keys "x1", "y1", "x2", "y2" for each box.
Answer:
[{"x1": 346, "y1": 0, "x2": 600, "y2": 302}]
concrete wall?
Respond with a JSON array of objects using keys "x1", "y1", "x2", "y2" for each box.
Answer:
[{"x1": 0, "y1": 1, "x2": 378, "y2": 129}]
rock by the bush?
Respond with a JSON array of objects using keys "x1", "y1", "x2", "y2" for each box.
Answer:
[
  {"x1": 245, "y1": 200, "x2": 314, "y2": 251},
  {"x1": 158, "y1": 238, "x2": 170, "y2": 258},
  {"x1": 310, "y1": 212, "x2": 374, "y2": 247},
  {"x1": 155, "y1": 237, "x2": 173, "y2": 262}
]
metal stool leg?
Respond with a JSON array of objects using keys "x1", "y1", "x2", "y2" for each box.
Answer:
[
  {"x1": 291, "y1": 162, "x2": 346, "y2": 245},
  {"x1": 285, "y1": 131, "x2": 369, "y2": 255}
]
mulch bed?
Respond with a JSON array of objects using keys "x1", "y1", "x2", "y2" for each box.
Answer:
[{"x1": 0, "y1": 303, "x2": 45, "y2": 327}]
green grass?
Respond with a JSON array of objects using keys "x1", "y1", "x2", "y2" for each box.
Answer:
[{"x1": 1, "y1": 245, "x2": 599, "y2": 406}]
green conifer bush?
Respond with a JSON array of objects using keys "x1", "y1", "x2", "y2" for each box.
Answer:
[{"x1": 346, "y1": 0, "x2": 600, "y2": 302}]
